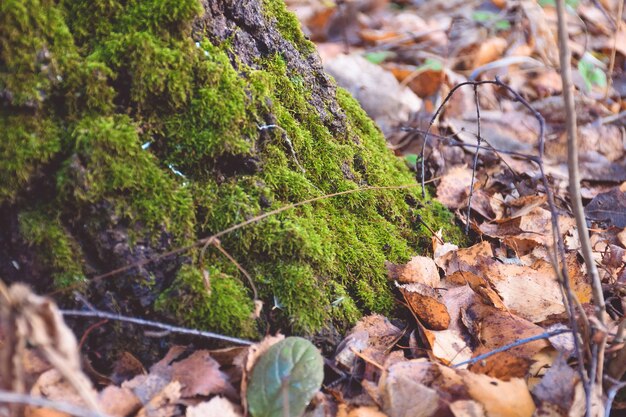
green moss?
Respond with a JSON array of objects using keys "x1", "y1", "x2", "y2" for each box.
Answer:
[
  {"x1": 262, "y1": 0, "x2": 315, "y2": 55},
  {"x1": 18, "y1": 208, "x2": 86, "y2": 288},
  {"x1": 156, "y1": 264, "x2": 257, "y2": 338},
  {"x1": 2, "y1": 0, "x2": 464, "y2": 338}
]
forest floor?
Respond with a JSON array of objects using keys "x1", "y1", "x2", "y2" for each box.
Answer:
[{"x1": 2, "y1": 0, "x2": 626, "y2": 416}]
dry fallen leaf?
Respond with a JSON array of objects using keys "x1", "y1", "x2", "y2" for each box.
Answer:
[
  {"x1": 186, "y1": 396, "x2": 243, "y2": 417},
  {"x1": 136, "y1": 381, "x2": 181, "y2": 417},
  {"x1": 379, "y1": 360, "x2": 442, "y2": 417},
  {"x1": 437, "y1": 241, "x2": 494, "y2": 276},
  {"x1": 473, "y1": 37, "x2": 508, "y2": 68},
  {"x1": 386, "y1": 256, "x2": 440, "y2": 286},
  {"x1": 335, "y1": 314, "x2": 402, "y2": 372},
  {"x1": 347, "y1": 406, "x2": 389, "y2": 417},
  {"x1": 170, "y1": 350, "x2": 237, "y2": 398},
  {"x1": 462, "y1": 302, "x2": 556, "y2": 379},
  {"x1": 532, "y1": 355, "x2": 580, "y2": 416},
  {"x1": 398, "y1": 282, "x2": 450, "y2": 330},
  {"x1": 436, "y1": 166, "x2": 473, "y2": 210},
  {"x1": 99, "y1": 386, "x2": 142, "y2": 417},
  {"x1": 446, "y1": 270, "x2": 506, "y2": 310},
  {"x1": 421, "y1": 285, "x2": 475, "y2": 366},
  {"x1": 460, "y1": 370, "x2": 535, "y2": 417}
]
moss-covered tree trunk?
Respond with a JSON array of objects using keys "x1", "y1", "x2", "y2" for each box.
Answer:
[{"x1": 0, "y1": 0, "x2": 462, "y2": 343}]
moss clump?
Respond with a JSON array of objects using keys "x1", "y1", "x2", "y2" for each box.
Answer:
[
  {"x1": 1, "y1": 0, "x2": 464, "y2": 337},
  {"x1": 18, "y1": 208, "x2": 85, "y2": 288}
]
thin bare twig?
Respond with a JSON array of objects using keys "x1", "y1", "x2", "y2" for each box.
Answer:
[
  {"x1": 452, "y1": 328, "x2": 571, "y2": 368},
  {"x1": 605, "y1": 376, "x2": 626, "y2": 417},
  {"x1": 60, "y1": 309, "x2": 254, "y2": 345},
  {"x1": 417, "y1": 76, "x2": 589, "y2": 395},
  {"x1": 0, "y1": 390, "x2": 110, "y2": 417},
  {"x1": 556, "y1": 0, "x2": 607, "y2": 394},
  {"x1": 604, "y1": 0, "x2": 624, "y2": 100},
  {"x1": 465, "y1": 84, "x2": 482, "y2": 234}
]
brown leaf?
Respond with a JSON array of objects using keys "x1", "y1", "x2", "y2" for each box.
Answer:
[
  {"x1": 473, "y1": 37, "x2": 508, "y2": 68},
  {"x1": 468, "y1": 349, "x2": 530, "y2": 380},
  {"x1": 462, "y1": 303, "x2": 555, "y2": 379},
  {"x1": 186, "y1": 397, "x2": 243, "y2": 417},
  {"x1": 585, "y1": 188, "x2": 626, "y2": 227},
  {"x1": 436, "y1": 166, "x2": 473, "y2": 210},
  {"x1": 386, "y1": 256, "x2": 440, "y2": 286},
  {"x1": 111, "y1": 351, "x2": 147, "y2": 385},
  {"x1": 99, "y1": 386, "x2": 142, "y2": 417},
  {"x1": 460, "y1": 371, "x2": 535, "y2": 417},
  {"x1": 379, "y1": 360, "x2": 442, "y2": 417},
  {"x1": 27, "y1": 369, "x2": 95, "y2": 417},
  {"x1": 0, "y1": 283, "x2": 99, "y2": 412},
  {"x1": 437, "y1": 241, "x2": 493, "y2": 276},
  {"x1": 399, "y1": 283, "x2": 450, "y2": 330},
  {"x1": 136, "y1": 381, "x2": 181, "y2": 417},
  {"x1": 446, "y1": 270, "x2": 506, "y2": 310},
  {"x1": 170, "y1": 350, "x2": 237, "y2": 398},
  {"x1": 532, "y1": 355, "x2": 580, "y2": 415},
  {"x1": 477, "y1": 259, "x2": 567, "y2": 323},
  {"x1": 347, "y1": 406, "x2": 388, "y2": 417},
  {"x1": 335, "y1": 314, "x2": 402, "y2": 372},
  {"x1": 421, "y1": 286, "x2": 475, "y2": 365}
]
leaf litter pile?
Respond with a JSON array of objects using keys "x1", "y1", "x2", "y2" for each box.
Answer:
[{"x1": 2, "y1": 0, "x2": 626, "y2": 416}]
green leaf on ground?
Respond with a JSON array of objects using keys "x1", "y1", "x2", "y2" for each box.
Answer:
[
  {"x1": 247, "y1": 337, "x2": 324, "y2": 417},
  {"x1": 364, "y1": 51, "x2": 395, "y2": 64},
  {"x1": 578, "y1": 59, "x2": 607, "y2": 91}
]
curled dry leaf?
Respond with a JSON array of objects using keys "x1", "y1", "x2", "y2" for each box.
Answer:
[
  {"x1": 437, "y1": 241, "x2": 493, "y2": 276},
  {"x1": 420, "y1": 285, "x2": 475, "y2": 366},
  {"x1": 136, "y1": 381, "x2": 181, "y2": 417},
  {"x1": 462, "y1": 302, "x2": 555, "y2": 379},
  {"x1": 446, "y1": 270, "x2": 506, "y2": 310},
  {"x1": 334, "y1": 314, "x2": 402, "y2": 372},
  {"x1": 379, "y1": 360, "x2": 442, "y2": 417},
  {"x1": 398, "y1": 283, "x2": 450, "y2": 330},
  {"x1": 28, "y1": 368, "x2": 98, "y2": 417}
]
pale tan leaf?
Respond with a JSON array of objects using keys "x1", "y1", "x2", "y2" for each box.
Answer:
[
  {"x1": 460, "y1": 371, "x2": 535, "y2": 417},
  {"x1": 186, "y1": 397, "x2": 243, "y2": 417}
]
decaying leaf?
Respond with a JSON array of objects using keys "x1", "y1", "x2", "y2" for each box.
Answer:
[
  {"x1": 446, "y1": 270, "x2": 506, "y2": 310},
  {"x1": 585, "y1": 188, "x2": 626, "y2": 228}
]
